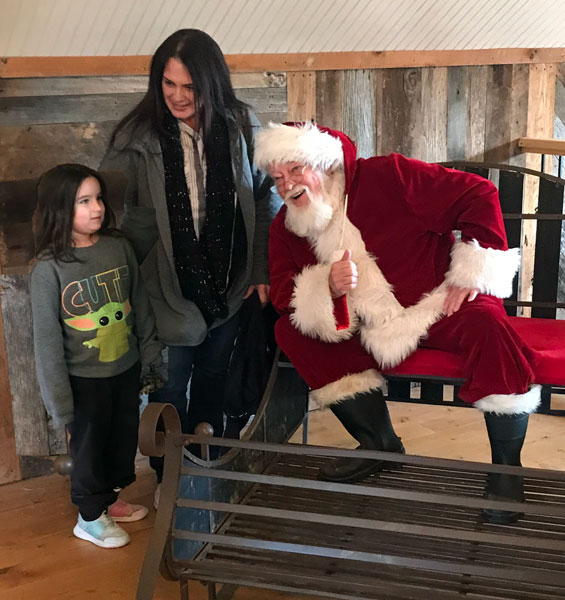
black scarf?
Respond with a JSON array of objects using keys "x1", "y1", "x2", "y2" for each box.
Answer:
[{"x1": 160, "y1": 114, "x2": 245, "y2": 325}]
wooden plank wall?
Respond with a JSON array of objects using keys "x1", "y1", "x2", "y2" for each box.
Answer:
[
  {"x1": 0, "y1": 62, "x2": 559, "y2": 483},
  {"x1": 285, "y1": 64, "x2": 555, "y2": 165},
  {"x1": 1, "y1": 64, "x2": 558, "y2": 180},
  {"x1": 0, "y1": 72, "x2": 287, "y2": 180}
]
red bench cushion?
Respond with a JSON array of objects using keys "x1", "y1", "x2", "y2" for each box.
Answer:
[{"x1": 385, "y1": 317, "x2": 565, "y2": 386}]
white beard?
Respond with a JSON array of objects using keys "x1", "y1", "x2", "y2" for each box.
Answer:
[{"x1": 284, "y1": 171, "x2": 345, "y2": 239}]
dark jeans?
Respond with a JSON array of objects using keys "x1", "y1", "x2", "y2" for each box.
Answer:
[
  {"x1": 69, "y1": 362, "x2": 141, "y2": 521},
  {"x1": 149, "y1": 312, "x2": 240, "y2": 482}
]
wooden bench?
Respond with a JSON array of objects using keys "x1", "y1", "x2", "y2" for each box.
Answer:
[{"x1": 384, "y1": 162, "x2": 565, "y2": 416}]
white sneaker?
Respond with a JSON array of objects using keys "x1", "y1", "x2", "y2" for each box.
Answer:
[
  {"x1": 153, "y1": 484, "x2": 161, "y2": 510},
  {"x1": 73, "y1": 511, "x2": 130, "y2": 548}
]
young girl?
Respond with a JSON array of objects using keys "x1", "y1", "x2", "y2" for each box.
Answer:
[{"x1": 31, "y1": 164, "x2": 165, "y2": 549}]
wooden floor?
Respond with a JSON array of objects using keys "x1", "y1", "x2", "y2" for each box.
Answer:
[{"x1": 1, "y1": 401, "x2": 563, "y2": 600}]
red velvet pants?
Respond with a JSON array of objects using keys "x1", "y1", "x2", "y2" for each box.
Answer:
[{"x1": 275, "y1": 295, "x2": 538, "y2": 404}]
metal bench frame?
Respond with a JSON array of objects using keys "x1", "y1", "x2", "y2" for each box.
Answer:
[{"x1": 137, "y1": 404, "x2": 565, "y2": 600}]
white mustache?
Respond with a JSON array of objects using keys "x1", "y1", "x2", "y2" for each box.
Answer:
[{"x1": 284, "y1": 184, "x2": 309, "y2": 203}]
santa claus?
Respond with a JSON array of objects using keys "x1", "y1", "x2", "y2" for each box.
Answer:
[{"x1": 255, "y1": 122, "x2": 541, "y2": 524}]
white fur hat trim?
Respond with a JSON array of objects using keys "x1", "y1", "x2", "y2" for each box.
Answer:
[{"x1": 255, "y1": 122, "x2": 344, "y2": 172}]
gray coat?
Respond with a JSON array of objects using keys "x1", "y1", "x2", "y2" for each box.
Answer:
[{"x1": 100, "y1": 109, "x2": 280, "y2": 347}]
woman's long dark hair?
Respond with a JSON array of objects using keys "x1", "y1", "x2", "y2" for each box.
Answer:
[
  {"x1": 33, "y1": 164, "x2": 116, "y2": 262},
  {"x1": 109, "y1": 29, "x2": 248, "y2": 148}
]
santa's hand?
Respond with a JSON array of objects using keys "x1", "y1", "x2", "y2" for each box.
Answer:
[
  {"x1": 443, "y1": 285, "x2": 479, "y2": 316},
  {"x1": 329, "y1": 249, "x2": 358, "y2": 298}
]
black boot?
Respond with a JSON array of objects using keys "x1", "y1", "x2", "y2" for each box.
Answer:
[
  {"x1": 483, "y1": 412, "x2": 529, "y2": 525},
  {"x1": 319, "y1": 390, "x2": 405, "y2": 483}
]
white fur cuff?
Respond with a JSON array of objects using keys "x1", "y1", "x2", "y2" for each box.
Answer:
[
  {"x1": 359, "y1": 285, "x2": 447, "y2": 369},
  {"x1": 290, "y1": 264, "x2": 356, "y2": 342},
  {"x1": 310, "y1": 369, "x2": 385, "y2": 408},
  {"x1": 474, "y1": 385, "x2": 541, "y2": 415},
  {"x1": 445, "y1": 240, "x2": 520, "y2": 298}
]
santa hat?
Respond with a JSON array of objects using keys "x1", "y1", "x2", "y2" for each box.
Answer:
[{"x1": 255, "y1": 122, "x2": 358, "y2": 192}]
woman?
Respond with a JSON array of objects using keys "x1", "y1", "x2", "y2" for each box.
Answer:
[{"x1": 101, "y1": 29, "x2": 279, "y2": 496}]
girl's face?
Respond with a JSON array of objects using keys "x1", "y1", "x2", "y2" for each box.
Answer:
[
  {"x1": 72, "y1": 176, "x2": 105, "y2": 247},
  {"x1": 162, "y1": 57, "x2": 197, "y2": 128}
]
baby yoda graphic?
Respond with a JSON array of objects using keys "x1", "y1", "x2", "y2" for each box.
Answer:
[{"x1": 65, "y1": 300, "x2": 132, "y2": 362}]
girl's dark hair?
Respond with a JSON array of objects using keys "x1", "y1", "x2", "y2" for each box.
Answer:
[
  {"x1": 33, "y1": 163, "x2": 116, "y2": 262},
  {"x1": 109, "y1": 29, "x2": 248, "y2": 148}
]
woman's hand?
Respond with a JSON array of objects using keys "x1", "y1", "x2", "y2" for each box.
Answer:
[{"x1": 244, "y1": 284, "x2": 271, "y2": 305}]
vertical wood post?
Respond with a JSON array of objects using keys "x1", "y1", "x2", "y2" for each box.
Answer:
[
  {"x1": 0, "y1": 282, "x2": 21, "y2": 484},
  {"x1": 521, "y1": 63, "x2": 557, "y2": 315}
]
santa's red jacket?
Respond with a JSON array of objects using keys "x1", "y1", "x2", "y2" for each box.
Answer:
[{"x1": 268, "y1": 143, "x2": 536, "y2": 409}]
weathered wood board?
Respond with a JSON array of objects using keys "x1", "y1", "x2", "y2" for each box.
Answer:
[
  {"x1": 0, "y1": 275, "x2": 52, "y2": 457},
  {"x1": 0, "y1": 283, "x2": 21, "y2": 484}
]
